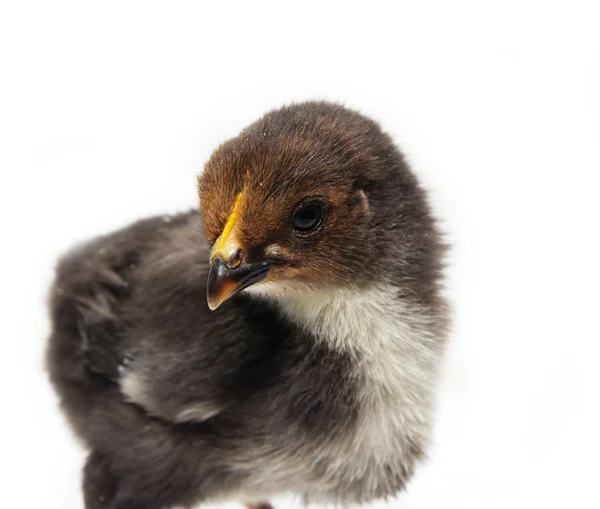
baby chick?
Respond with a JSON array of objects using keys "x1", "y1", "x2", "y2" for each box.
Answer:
[{"x1": 47, "y1": 101, "x2": 448, "y2": 509}]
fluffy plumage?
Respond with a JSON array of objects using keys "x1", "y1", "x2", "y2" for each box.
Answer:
[{"x1": 46, "y1": 102, "x2": 448, "y2": 509}]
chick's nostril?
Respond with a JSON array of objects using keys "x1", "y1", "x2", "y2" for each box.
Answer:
[{"x1": 228, "y1": 248, "x2": 244, "y2": 269}]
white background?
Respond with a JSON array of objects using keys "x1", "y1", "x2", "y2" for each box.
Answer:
[{"x1": 1, "y1": 1, "x2": 599, "y2": 508}]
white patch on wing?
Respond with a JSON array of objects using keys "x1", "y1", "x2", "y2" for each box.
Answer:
[
  {"x1": 175, "y1": 402, "x2": 223, "y2": 423},
  {"x1": 120, "y1": 371, "x2": 223, "y2": 422},
  {"x1": 120, "y1": 370, "x2": 147, "y2": 405}
]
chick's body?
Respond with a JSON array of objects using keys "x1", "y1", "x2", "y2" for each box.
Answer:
[{"x1": 47, "y1": 102, "x2": 448, "y2": 509}]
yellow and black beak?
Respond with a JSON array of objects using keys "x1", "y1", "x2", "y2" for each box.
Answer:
[
  {"x1": 207, "y1": 258, "x2": 274, "y2": 310},
  {"x1": 207, "y1": 192, "x2": 273, "y2": 310}
]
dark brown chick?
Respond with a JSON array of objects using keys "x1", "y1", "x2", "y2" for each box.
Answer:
[{"x1": 46, "y1": 101, "x2": 448, "y2": 509}]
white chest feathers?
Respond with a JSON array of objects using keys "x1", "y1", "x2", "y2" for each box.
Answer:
[{"x1": 261, "y1": 282, "x2": 443, "y2": 478}]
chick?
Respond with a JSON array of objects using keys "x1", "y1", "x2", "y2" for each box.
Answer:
[{"x1": 47, "y1": 101, "x2": 448, "y2": 509}]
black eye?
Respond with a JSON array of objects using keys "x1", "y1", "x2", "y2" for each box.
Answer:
[{"x1": 292, "y1": 201, "x2": 324, "y2": 232}]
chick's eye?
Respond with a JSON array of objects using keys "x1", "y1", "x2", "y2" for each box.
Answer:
[{"x1": 292, "y1": 202, "x2": 323, "y2": 232}]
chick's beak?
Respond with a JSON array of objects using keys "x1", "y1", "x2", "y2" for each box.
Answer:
[
  {"x1": 207, "y1": 257, "x2": 273, "y2": 310},
  {"x1": 207, "y1": 192, "x2": 273, "y2": 310}
]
